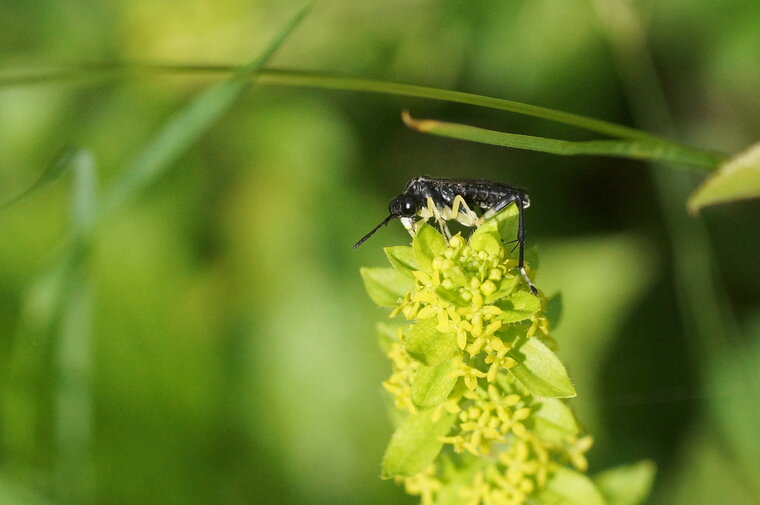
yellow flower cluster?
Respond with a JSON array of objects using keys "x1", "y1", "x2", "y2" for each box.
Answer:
[{"x1": 382, "y1": 231, "x2": 593, "y2": 505}]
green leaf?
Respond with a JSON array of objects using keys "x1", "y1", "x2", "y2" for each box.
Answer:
[
  {"x1": 98, "y1": 3, "x2": 313, "y2": 218},
  {"x1": 384, "y1": 246, "x2": 420, "y2": 279},
  {"x1": 540, "y1": 466, "x2": 607, "y2": 505},
  {"x1": 412, "y1": 224, "x2": 447, "y2": 273},
  {"x1": 688, "y1": 141, "x2": 760, "y2": 212},
  {"x1": 381, "y1": 408, "x2": 455, "y2": 478},
  {"x1": 360, "y1": 267, "x2": 413, "y2": 307},
  {"x1": 403, "y1": 112, "x2": 721, "y2": 170},
  {"x1": 546, "y1": 292, "x2": 563, "y2": 329},
  {"x1": 496, "y1": 290, "x2": 541, "y2": 323},
  {"x1": 469, "y1": 202, "x2": 518, "y2": 245},
  {"x1": 594, "y1": 460, "x2": 656, "y2": 505},
  {"x1": 406, "y1": 317, "x2": 459, "y2": 366},
  {"x1": 526, "y1": 398, "x2": 578, "y2": 443},
  {"x1": 411, "y1": 360, "x2": 458, "y2": 410},
  {"x1": 509, "y1": 337, "x2": 576, "y2": 398}
]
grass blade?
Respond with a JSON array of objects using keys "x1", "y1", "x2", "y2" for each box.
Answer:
[
  {"x1": 98, "y1": 3, "x2": 313, "y2": 218},
  {"x1": 0, "y1": 65, "x2": 724, "y2": 171},
  {"x1": 54, "y1": 150, "x2": 97, "y2": 505},
  {"x1": 402, "y1": 111, "x2": 722, "y2": 170}
]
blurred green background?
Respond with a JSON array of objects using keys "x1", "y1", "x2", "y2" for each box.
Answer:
[{"x1": 1, "y1": 1, "x2": 759, "y2": 504}]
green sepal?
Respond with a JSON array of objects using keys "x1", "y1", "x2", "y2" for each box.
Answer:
[
  {"x1": 381, "y1": 408, "x2": 456, "y2": 478},
  {"x1": 406, "y1": 316, "x2": 459, "y2": 366},
  {"x1": 495, "y1": 290, "x2": 541, "y2": 323},
  {"x1": 360, "y1": 267, "x2": 413, "y2": 307},
  {"x1": 594, "y1": 460, "x2": 656, "y2": 505},
  {"x1": 412, "y1": 224, "x2": 446, "y2": 273},
  {"x1": 384, "y1": 245, "x2": 420, "y2": 279},
  {"x1": 525, "y1": 398, "x2": 579, "y2": 443},
  {"x1": 540, "y1": 466, "x2": 607, "y2": 505},
  {"x1": 509, "y1": 337, "x2": 577, "y2": 398},
  {"x1": 411, "y1": 360, "x2": 458, "y2": 410}
]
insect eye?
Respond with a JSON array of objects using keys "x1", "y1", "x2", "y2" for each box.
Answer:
[{"x1": 389, "y1": 195, "x2": 418, "y2": 217}]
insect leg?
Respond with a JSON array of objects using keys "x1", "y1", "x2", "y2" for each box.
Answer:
[
  {"x1": 426, "y1": 197, "x2": 452, "y2": 240},
  {"x1": 450, "y1": 195, "x2": 479, "y2": 227},
  {"x1": 477, "y1": 195, "x2": 537, "y2": 295}
]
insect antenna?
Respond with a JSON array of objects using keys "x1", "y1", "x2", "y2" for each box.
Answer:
[{"x1": 353, "y1": 215, "x2": 394, "y2": 249}]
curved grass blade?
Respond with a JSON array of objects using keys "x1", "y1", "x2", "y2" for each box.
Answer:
[
  {"x1": 688, "y1": 141, "x2": 760, "y2": 213},
  {"x1": 1, "y1": 146, "x2": 80, "y2": 210},
  {"x1": 0, "y1": 65, "x2": 723, "y2": 171},
  {"x1": 402, "y1": 111, "x2": 722, "y2": 170},
  {"x1": 98, "y1": 3, "x2": 313, "y2": 218},
  {"x1": 54, "y1": 149, "x2": 97, "y2": 504}
]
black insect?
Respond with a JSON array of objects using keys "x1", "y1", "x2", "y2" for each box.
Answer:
[{"x1": 354, "y1": 175, "x2": 537, "y2": 294}]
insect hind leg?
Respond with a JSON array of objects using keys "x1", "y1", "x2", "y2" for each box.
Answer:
[{"x1": 476, "y1": 195, "x2": 537, "y2": 295}]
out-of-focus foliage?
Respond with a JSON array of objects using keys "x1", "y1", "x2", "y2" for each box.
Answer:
[{"x1": 1, "y1": 1, "x2": 759, "y2": 505}]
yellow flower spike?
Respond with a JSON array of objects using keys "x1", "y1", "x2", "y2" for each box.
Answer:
[{"x1": 363, "y1": 207, "x2": 608, "y2": 505}]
